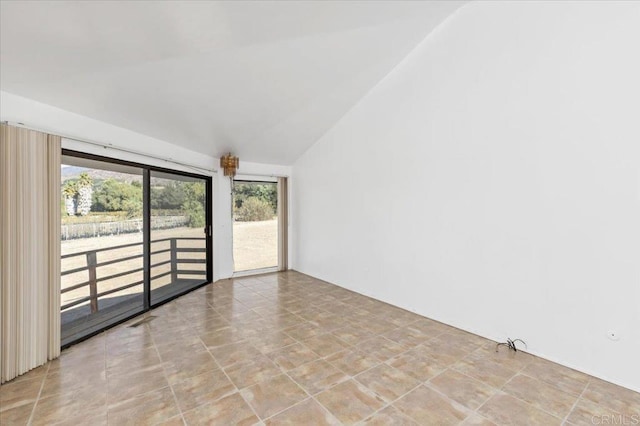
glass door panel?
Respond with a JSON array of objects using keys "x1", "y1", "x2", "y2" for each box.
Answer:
[
  {"x1": 60, "y1": 155, "x2": 145, "y2": 346},
  {"x1": 232, "y1": 180, "x2": 278, "y2": 272},
  {"x1": 150, "y1": 171, "x2": 208, "y2": 304}
]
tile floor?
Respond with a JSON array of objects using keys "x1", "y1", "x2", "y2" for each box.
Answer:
[{"x1": 1, "y1": 271, "x2": 639, "y2": 425}]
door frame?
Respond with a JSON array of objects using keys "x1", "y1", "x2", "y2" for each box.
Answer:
[{"x1": 231, "y1": 176, "x2": 285, "y2": 276}]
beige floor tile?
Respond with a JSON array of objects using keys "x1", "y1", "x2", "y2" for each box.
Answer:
[
  {"x1": 357, "y1": 337, "x2": 409, "y2": 362},
  {"x1": 582, "y1": 377, "x2": 640, "y2": 416},
  {"x1": 502, "y1": 374, "x2": 578, "y2": 418},
  {"x1": 326, "y1": 349, "x2": 380, "y2": 376},
  {"x1": 182, "y1": 392, "x2": 258, "y2": 426},
  {"x1": 297, "y1": 308, "x2": 332, "y2": 324},
  {"x1": 0, "y1": 376, "x2": 43, "y2": 412},
  {"x1": 461, "y1": 414, "x2": 497, "y2": 425},
  {"x1": 330, "y1": 325, "x2": 373, "y2": 346},
  {"x1": 313, "y1": 314, "x2": 349, "y2": 332},
  {"x1": 383, "y1": 326, "x2": 432, "y2": 348},
  {"x1": 154, "y1": 414, "x2": 185, "y2": 426},
  {"x1": 270, "y1": 313, "x2": 308, "y2": 330},
  {"x1": 451, "y1": 352, "x2": 518, "y2": 388},
  {"x1": 247, "y1": 331, "x2": 298, "y2": 354},
  {"x1": 48, "y1": 351, "x2": 105, "y2": 375},
  {"x1": 428, "y1": 369, "x2": 496, "y2": 410},
  {"x1": 240, "y1": 373, "x2": 308, "y2": 420},
  {"x1": 155, "y1": 338, "x2": 207, "y2": 362},
  {"x1": 264, "y1": 398, "x2": 340, "y2": 425},
  {"x1": 405, "y1": 347, "x2": 458, "y2": 371},
  {"x1": 283, "y1": 322, "x2": 325, "y2": 341},
  {"x1": 39, "y1": 367, "x2": 107, "y2": 400},
  {"x1": 356, "y1": 364, "x2": 420, "y2": 403},
  {"x1": 0, "y1": 402, "x2": 34, "y2": 424},
  {"x1": 228, "y1": 311, "x2": 264, "y2": 326},
  {"x1": 444, "y1": 330, "x2": 489, "y2": 350},
  {"x1": 107, "y1": 364, "x2": 169, "y2": 404},
  {"x1": 107, "y1": 387, "x2": 179, "y2": 426},
  {"x1": 267, "y1": 343, "x2": 319, "y2": 371},
  {"x1": 388, "y1": 349, "x2": 449, "y2": 382},
  {"x1": 477, "y1": 392, "x2": 562, "y2": 426},
  {"x1": 209, "y1": 341, "x2": 262, "y2": 368},
  {"x1": 171, "y1": 368, "x2": 236, "y2": 412},
  {"x1": 361, "y1": 405, "x2": 419, "y2": 425},
  {"x1": 106, "y1": 347, "x2": 161, "y2": 377},
  {"x1": 7, "y1": 271, "x2": 639, "y2": 426},
  {"x1": 315, "y1": 379, "x2": 385, "y2": 424},
  {"x1": 393, "y1": 384, "x2": 471, "y2": 424},
  {"x1": 473, "y1": 342, "x2": 535, "y2": 371},
  {"x1": 37, "y1": 411, "x2": 108, "y2": 426},
  {"x1": 404, "y1": 318, "x2": 451, "y2": 337},
  {"x1": 199, "y1": 326, "x2": 245, "y2": 348},
  {"x1": 303, "y1": 333, "x2": 351, "y2": 357},
  {"x1": 382, "y1": 310, "x2": 423, "y2": 328},
  {"x1": 280, "y1": 301, "x2": 310, "y2": 314},
  {"x1": 419, "y1": 336, "x2": 471, "y2": 364},
  {"x1": 214, "y1": 305, "x2": 253, "y2": 321},
  {"x1": 161, "y1": 350, "x2": 220, "y2": 384},
  {"x1": 522, "y1": 358, "x2": 590, "y2": 396},
  {"x1": 65, "y1": 334, "x2": 105, "y2": 354},
  {"x1": 288, "y1": 359, "x2": 349, "y2": 395},
  {"x1": 224, "y1": 355, "x2": 282, "y2": 389},
  {"x1": 565, "y1": 398, "x2": 626, "y2": 426},
  {"x1": 106, "y1": 332, "x2": 155, "y2": 357},
  {"x1": 350, "y1": 317, "x2": 398, "y2": 335},
  {"x1": 190, "y1": 317, "x2": 231, "y2": 335},
  {"x1": 31, "y1": 385, "x2": 107, "y2": 425}
]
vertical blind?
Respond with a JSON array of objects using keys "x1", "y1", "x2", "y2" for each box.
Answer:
[
  {"x1": 277, "y1": 177, "x2": 288, "y2": 271},
  {"x1": 0, "y1": 124, "x2": 61, "y2": 383}
]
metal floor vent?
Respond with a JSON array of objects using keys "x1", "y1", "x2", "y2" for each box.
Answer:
[{"x1": 128, "y1": 315, "x2": 157, "y2": 328}]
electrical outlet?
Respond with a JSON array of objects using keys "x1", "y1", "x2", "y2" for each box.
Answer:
[{"x1": 607, "y1": 330, "x2": 620, "y2": 341}]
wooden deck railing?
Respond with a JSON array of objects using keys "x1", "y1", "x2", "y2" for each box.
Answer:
[{"x1": 61, "y1": 237, "x2": 206, "y2": 313}]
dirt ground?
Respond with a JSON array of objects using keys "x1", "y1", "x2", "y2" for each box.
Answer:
[
  {"x1": 60, "y1": 219, "x2": 277, "y2": 308},
  {"x1": 233, "y1": 219, "x2": 278, "y2": 271}
]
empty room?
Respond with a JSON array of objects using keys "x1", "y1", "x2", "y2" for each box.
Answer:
[{"x1": 1, "y1": 1, "x2": 639, "y2": 425}]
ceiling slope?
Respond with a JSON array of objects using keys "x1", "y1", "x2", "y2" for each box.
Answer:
[{"x1": 1, "y1": 1, "x2": 464, "y2": 164}]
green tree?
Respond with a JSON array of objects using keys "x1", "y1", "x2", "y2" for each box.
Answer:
[
  {"x1": 76, "y1": 172, "x2": 93, "y2": 216},
  {"x1": 62, "y1": 181, "x2": 78, "y2": 216},
  {"x1": 92, "y1": 179, "x2": 142, "y2": 214},
  {"x1": 151, "y1": 181, "x2": 186, "y2": 210},
  {"x1": 233, "y1": 182, "x2": 277, "y2": 212},
  {"x1": 181, "y1": 182, "x2": 206, "y2": 227}
]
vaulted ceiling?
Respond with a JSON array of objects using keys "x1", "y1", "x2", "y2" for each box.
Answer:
[{"x1": 1, "y1": 1, "x2": 464, "y2": 164}]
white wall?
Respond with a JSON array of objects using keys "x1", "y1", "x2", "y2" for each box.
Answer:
[
  {"x1": 1, "y1": 91, "x2": 292, "y2": 282},
  {"x1": 293, "y1": 1, "x2": 640, "y2": 392}
]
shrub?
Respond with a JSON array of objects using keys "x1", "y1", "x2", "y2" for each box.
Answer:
[
  {"x1": 183, "y1": 200, "x2": 206, "y2": 228},
  {"x1": 236, "y1": 197, "x2": 274, "y2": 221}
]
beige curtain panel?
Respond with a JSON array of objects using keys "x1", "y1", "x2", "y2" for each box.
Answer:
[
  {"x1": 277, "y1": 177, "x2": 288, "y2": 271},
  {"x1": 0, "y1": 124, "x2": 61, "y2": 384}
]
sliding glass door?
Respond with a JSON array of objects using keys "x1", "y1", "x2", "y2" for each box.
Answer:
[{"x1": 60, "y1": 151, "x2": 211, "y2": 346}]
